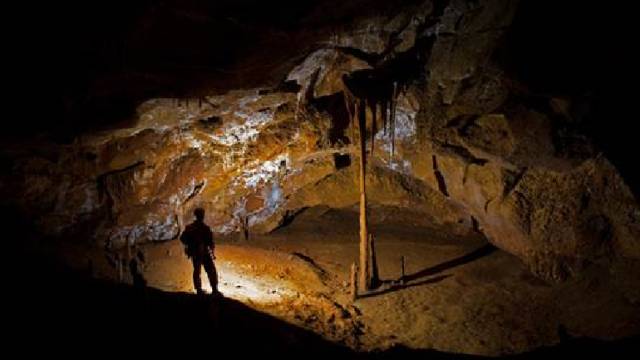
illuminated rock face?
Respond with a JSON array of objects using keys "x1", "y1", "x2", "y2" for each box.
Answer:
[{"x1": 2, "y1": 0, "x2": 639, "y2": 281}]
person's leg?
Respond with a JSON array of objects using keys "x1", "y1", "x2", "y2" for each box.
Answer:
[
  {"x1": 192, "y1": 257, "x2": 203, "y2": 294},
  {"x1": 203, "y1": 255, "x2": 219, "y2": 294}
]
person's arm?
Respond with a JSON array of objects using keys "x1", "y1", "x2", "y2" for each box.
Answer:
[
  {"x1": 179, "y1": 226, "x2": 187, "y2": 245},
  {"x1": 180, "y1": 227, "x2": 192, "y2": 257}
]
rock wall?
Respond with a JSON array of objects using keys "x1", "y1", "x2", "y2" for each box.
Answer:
[{"x1": 2, "y1": 0, "x2": 638, "y2": 281}]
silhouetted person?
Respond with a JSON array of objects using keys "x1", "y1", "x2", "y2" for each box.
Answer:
[{"x1": 180, "y1": 208, "x2": 219, "y2": 296}]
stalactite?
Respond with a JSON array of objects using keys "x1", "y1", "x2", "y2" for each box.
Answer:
[
  {"x1": 390, "y1": 82, "x2": 398, "y2": 160},
  {"x1": 370, "y1": 99, "x2": 377, "y2": 155},
  {"x1": 343, "y1": 92, "x2": 355, "y2": 145},
  {"x1": 381, "y1": 101, "x2": 388, "y2": 136},
  {"x1": 351, "y1": 104, "x2": 356, "y2": 145}
]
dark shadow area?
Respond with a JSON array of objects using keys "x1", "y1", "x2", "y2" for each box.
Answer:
[
  {"x1": 376, "y1": 337, "x2": 640, "y2": 360},
  {"x1": 432, "y1": 155, "x2": 451, "y2": 197},
  {"x1": 503, "y1": 0, "x2": 638, "y2": 199},
  {"x1": 313, "y1": 93, "x2": 352, "y2": 146},
  {"x1": 359, "y1": 243, "x2": 496, "y2": 298},
  {"x1": 4, "y1": 0, "x2": 426, "y2": 142},
  {"x1": 0, "y1": 204, "x2": 344, "y2": 356},
  {"x1": 2, "y1": 205, "x2": 638, "y2": 358},
  {"x1": 359, "y1": 274, "x2": 452, "y2": 299},
  {"x1": 405, "y1": 243, "x2": 497, "y2": 283},
  {"x1": 334, "y1": 153, "x2": 352, "y2": 170},
  {"x1": 7, "y1": 237, "x2": 349, "y2": 356}
]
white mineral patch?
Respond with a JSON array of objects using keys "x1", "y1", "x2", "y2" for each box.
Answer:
[
  {"x1": 286, "y1": 49, "x2": 333, "y2": 86},
  {"x1": 376, "y1": 100, "x2": 417, "y2": 144},
  {"x1": 388, "y1": 159, "x2": 413, "y2": 175},
  {"x1": 207, "y1": 103, "x2": 275, "y2": 147},
  {"x1": 241, "y1": 153, "x2": 290, "y2": 189},
  {"x1": 375, "y1": 95, "x2": 417, "y2": 174},
  {"x1": 248, "y1": 182, "x2": 284, "y2": 227}
]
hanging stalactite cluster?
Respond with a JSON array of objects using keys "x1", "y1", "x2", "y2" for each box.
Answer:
[
  {"x1": 343, "y1": 74, "x2": 404, "y2": 162},
  {"x1": 342, "y1": 69, "x2": 407, "y2": 292}
]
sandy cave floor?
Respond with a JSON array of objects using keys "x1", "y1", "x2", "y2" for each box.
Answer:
[{"x1": 56, "y1": 209, "x2": 640, "y2": 356}]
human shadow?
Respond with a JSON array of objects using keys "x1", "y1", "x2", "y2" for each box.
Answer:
[{"x1": 404, "y1": 243, "x2": 497, "y2": 283}]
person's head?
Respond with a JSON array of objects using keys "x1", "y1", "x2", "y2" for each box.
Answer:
[{"x1": 194, "y1": 207, "x2": 205, "y2": 221}]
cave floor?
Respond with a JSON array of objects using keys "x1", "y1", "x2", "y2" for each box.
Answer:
[{"x1": 58, "y1": 209, "x2": 639, "y2": 356}]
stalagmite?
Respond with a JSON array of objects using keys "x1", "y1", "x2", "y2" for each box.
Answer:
[
  {"x1": 350, "y1": 262, "x2": 358, "y2": 302},
  {"x1": 368, "y1": 233, "x2": 379, "y2": 288},
  {"x1": 243, "y1": 216, "x2": 249, "y2": 241}
]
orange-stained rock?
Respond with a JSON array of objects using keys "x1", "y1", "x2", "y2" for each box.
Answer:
[{"x1": 1, "y1": 0, "x2": 638, "y2": 288}]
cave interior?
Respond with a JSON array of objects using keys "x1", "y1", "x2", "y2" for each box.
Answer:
[{"x1": 2, "y1": 0, "x2": 639, "y2": 357}]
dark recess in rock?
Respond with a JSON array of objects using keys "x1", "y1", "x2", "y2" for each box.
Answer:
[{"x1": 432, "y1": 155, "x2": 449, "y2": 197}]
